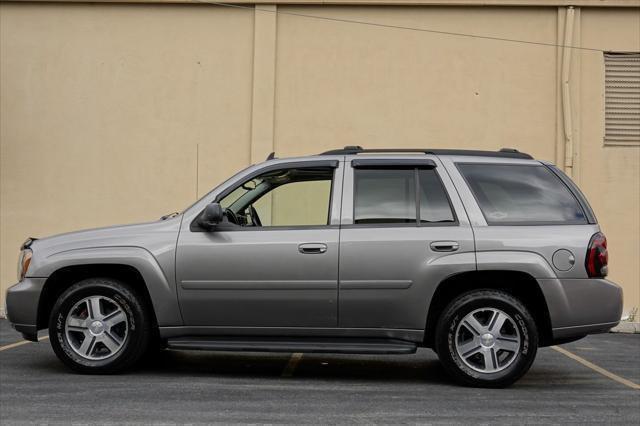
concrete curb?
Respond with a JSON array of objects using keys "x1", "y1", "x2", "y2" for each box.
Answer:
[{"x1": 610, "y1": 322, "x2": 640, "y2": 334}]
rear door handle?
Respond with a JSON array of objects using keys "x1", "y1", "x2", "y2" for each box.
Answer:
[
  {"x1": 430, "y1": 241, "x2": 460, "y2": 252},
  {"x1": 298, "y1": 243, "x2": 328, "y2": 254}
]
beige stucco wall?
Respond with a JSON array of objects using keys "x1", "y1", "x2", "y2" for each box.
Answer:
[
  {"x1": 0, "y1": 3, "x2": 255, "y2": 312},
  {"x1": 275, "y1": 6, "x2": 559, "y2": 158},
  {"x1": 1, "y1": 2, "x2": 639, "y2": 317}
]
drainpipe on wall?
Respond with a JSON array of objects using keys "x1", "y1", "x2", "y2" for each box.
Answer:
[{"x1": 561, "y1": 6, "x2": 576, "y2": 177}]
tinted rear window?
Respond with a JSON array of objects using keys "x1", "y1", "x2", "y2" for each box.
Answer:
[{"x1": 458, "y1": 164, "x2": 587, "y2": 224}]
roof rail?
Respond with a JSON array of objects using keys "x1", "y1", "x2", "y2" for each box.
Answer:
[{"x1": 319, "y1": 146, "x2": 533, "y2": 159}]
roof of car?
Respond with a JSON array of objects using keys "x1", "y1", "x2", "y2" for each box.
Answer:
[{"x1": 317, "y1": 146, "x2": 533, "y2": 160}]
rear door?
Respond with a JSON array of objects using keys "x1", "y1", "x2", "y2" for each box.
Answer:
[{"x1": 337, "y1": 156, "x2": 475, "y2": 330}]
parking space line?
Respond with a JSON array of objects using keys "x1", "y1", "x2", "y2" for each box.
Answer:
[
  {"x1": 282, "y1": 352, "x2": 304, "y2": 377},
  {"x1": 0, "y1": 335, "x2": 49, "y2": 353},
  {"x1": 552, "y1": 345, "x2": 640, "y2": 390}
]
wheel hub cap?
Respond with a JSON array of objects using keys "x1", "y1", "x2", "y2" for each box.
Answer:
[
  {"x1": 480, "y1": 333, "x2": 495, "y2": 348},
  {"x1": 89, "y1": 320, "x2": 105, "y2": 336}
]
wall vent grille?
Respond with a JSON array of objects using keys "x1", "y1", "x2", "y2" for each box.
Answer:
[{"x1": 604, "y1": 52, "x2": 640, "y2": 146}]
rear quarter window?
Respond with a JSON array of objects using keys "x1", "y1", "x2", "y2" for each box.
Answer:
[{"x1": 457, "y1": 163, "x2": 587, "y2": 225}]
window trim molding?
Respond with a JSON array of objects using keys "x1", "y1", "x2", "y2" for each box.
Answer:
[{"x1": 351, "y1": 158, "x2": 437, "y2": 169}]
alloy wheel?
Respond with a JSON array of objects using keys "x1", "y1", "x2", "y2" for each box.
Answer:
[
  {"x1": 454, "y1": 307, "x2": 521, "y2": 373},
  {"x1": 64, "y1": 295, "x2": 129, "y2": 361}
]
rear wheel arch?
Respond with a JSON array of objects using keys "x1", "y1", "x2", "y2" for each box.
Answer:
[
  {"x1": 424, "y1": 270, "x2": 553, "y2": 348},
  {"x1": 37, "y1": 264, "x2": 158, "y2": 331}
]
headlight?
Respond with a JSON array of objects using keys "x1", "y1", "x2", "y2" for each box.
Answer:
[{"x1": 17, "y1": 249, "x2": 32, "y2": 281}]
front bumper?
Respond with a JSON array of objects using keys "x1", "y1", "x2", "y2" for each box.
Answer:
[
  {"x1": 5, "y1": 277, "x2": 47, "y2": 341},
  {"x1": 538, "y1": 278, "x2": 623, "y2": 342}
]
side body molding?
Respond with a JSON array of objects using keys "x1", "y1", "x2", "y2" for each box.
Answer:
[{"x1": 34, "y1": 246, "x2": 182, "y2": 326}]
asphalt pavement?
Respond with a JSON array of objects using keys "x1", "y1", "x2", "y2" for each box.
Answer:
[{"x1": 1, "y1": 319, "x2": 638, "y2": 424}]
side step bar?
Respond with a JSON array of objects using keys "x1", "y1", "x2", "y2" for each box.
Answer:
[{"x1": 166, "y1": 337, "x2": 418, "y2": 355}]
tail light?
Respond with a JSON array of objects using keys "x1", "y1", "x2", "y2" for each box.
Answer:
[{"x1": 586, "y1": 232, "x2": 608, "y2": 278}]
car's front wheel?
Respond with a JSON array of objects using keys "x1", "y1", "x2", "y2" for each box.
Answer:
[
  {"x1": 434, "y1": 289, "x2": 538, "y2": 388},
  {"x1": 49, "y1": 278, "x2": 151, "y2": 374}
]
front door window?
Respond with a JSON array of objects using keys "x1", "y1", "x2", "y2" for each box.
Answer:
[{"x1": 219, "y1": 167, "x2": 333, "y2": 228}]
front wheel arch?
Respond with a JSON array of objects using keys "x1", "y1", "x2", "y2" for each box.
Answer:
[{"x1": 37, "y1": 264, "x2": 157, "y2": 332}]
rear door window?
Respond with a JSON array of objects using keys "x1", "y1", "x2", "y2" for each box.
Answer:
[
  {"x1": 353, "y1": 168, "x2": 456, "y2": 225},
  {"x1": 419, "y1": 169, "x2": 456, "y2": 223},
  {"x1": 457, "y1": 164, "x2": 587, "y2": 225},
  {"x1": 354, "y1": 169, "x2": 416, "y2": 224}
]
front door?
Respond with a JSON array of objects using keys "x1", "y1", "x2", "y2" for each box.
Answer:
[{"x1": 176, "y1": 161, "x2": 343, "y2": 327}]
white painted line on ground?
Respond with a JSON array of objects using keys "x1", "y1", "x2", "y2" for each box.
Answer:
[
  {"x1": 0, "y1": 335, "x2": 49, "y2": 352},
  {"x1": 282, "y1": 352, "x2": 304, "y2": 377},
  {"x1": 552, "y1": 345, "x2": 640, "y2": 390}
]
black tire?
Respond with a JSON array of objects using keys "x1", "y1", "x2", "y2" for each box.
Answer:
[
  {"x1": 48, "y1": 277, "x2": 151, "y2": 374},
  {"x1": 434, "y1": 289, "x2": 538, "y2": 388}
]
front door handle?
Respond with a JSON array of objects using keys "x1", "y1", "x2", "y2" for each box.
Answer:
[
  {"x1": 430, "y1": 241, "x2": 460, "y2": 252},
  {"x1": 298, "y1": 243, "x2": 328, "y2": 254}
]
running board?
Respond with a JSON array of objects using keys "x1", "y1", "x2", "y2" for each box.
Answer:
[{"x1": 166, "y1": 337, "x2": 417, "y2": 355}]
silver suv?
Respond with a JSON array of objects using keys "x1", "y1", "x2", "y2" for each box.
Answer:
[{"x1": 6, "y1": 147, "x2": 622, "y2": 387}]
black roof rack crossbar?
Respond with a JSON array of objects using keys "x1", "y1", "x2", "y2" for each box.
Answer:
[{"x1": 320, "y1": 146, "x2": 533, "y2": 160}]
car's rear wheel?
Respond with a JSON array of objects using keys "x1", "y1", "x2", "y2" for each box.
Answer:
[
  {"x1": 49, "y1": 278, "x2": 151, "y2": 374},
  {"x1": 434, "y1": 289, "x2": 538, "y2": 388}
]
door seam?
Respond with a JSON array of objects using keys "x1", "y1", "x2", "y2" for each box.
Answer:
[{"x1": 336, "y1": 156, "x2": 346, "y2": 327}]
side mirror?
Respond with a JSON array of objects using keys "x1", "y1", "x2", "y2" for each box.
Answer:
[{"x1": 199, "y1": 202, "x2": 224, "y2": 230}]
